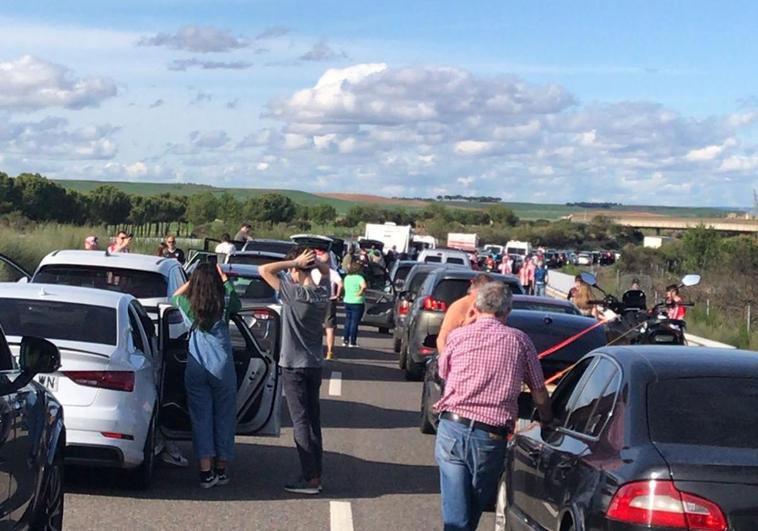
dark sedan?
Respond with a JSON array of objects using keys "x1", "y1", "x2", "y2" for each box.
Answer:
[
  {"x1": 0, "y1": 327, "x2": 65, "y2": 529},
  {"x1": 420, "y1": 310, "x2": 605, "y2": 434},
  {"x1": 497, "y1": 346, "x2": 758, "y2": 531}
]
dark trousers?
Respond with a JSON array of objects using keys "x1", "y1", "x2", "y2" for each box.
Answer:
[
  {"x1": 343, "y1": 303, "x2": 364, "y2": 345},
  {"x1": 282, "y1": 367, "x2": 323, "y2": 481}
]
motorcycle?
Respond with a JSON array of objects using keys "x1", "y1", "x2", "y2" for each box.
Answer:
[{"x1": 580, "y1": 271, "x2": 700, "y2": 345}]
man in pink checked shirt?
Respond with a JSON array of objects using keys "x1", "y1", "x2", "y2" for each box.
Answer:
[{"x1": 434, "y1": 282, "x2": 553, "y2": 531}]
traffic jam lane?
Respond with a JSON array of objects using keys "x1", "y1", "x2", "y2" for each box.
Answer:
[{"x1": 63, "y1": 325, "x2": 494, "y2": 530}]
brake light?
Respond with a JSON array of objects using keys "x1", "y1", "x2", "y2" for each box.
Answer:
[
  {"x1": 422, "y1": 296, "x2": 447, "y2": 312},
  {"x1": 398, "y1": 300, "x2": 410, "y2": 316},
  {"x1": 607, "y1": 480, "x2": 727, "y2": 530},
  {"x1": 63, "y1": 371, "x2": 135, "y2": 392},
  {"x1": 101, "y1": 432, "x2": 134, "y2": 440},
  {"x1": 418, "y1": 346, "x2": 435, "y2": 356},
  {"x1": 253, "y1": 309, "x2": 274, "y2": 320}
]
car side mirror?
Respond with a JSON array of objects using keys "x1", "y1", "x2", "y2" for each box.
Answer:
[
  {"x1": 580, "y1": 272, "x2": 597, "y2": 286},
  {"x1": 681, "y1": 274, "x2": 701, "y2": 287},
  {"x1": 19, "y1": 336, "x2": 61, "y2": 375}
]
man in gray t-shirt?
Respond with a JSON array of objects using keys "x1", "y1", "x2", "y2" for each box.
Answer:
[{"x1": 259, "y1": 246, "x2": 330, "y2": 495}]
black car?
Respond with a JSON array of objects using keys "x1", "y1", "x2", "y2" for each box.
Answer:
[
  {"x1": 419, "y1": 308, "x2": 605, "y2": 433},
  {"x1": 398, "y1": 268, "x2": 524, "y2": 380},
  {"x1": 392, "y1": 264, "x2": 443, "y2": 353},
  {"x1": 0, "y1": 327, "x2": 65, "y2": 529},
  {"x1": 497, "y1": 345, "x2": 758, "y2": 531}
]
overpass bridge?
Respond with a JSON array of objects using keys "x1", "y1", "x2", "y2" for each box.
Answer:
[{"x1": 569, "y1": 215, "x2": 758, "y2": 233}]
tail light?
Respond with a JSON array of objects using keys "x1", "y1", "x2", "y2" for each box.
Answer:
[
  {"x1": 607, "y1": 480, "x2": 727, "y2": 531},
  {"x1": 252, "y1": 309, "x2": 275, "y2": 320},
  {"x1": 398, "y1": 300, "x2": 410, "y2": 316},
  {"x1": 63, "y1": 371, "x2": 135, "y2": 392},
  {"x1": 422, "y1": 296, "x2": 448, "y2": 312}
]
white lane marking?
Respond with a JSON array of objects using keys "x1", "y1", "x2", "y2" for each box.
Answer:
[
  {"x1": 328, "y1": 371, "x2": 342, "y2": 396},
  {"x1": 330, "y1": 501, "x2": 354, "y2": 531}
]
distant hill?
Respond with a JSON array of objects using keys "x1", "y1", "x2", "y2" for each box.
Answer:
[{"x1": 52, "y1": 179, "x2": 733, "y2": 220}]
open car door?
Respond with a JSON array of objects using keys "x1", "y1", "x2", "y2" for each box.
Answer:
[
  {"x1": 361, "y1": 261, "x2": 396, "y2": 329},
  {"x1": 0, "y1": 253, "x2": 31, "y2": 283},
  {"x1": 158, "y1": 306, "x2": 282, "y2": 439}
]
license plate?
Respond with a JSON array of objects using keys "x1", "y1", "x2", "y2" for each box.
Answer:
[{"x1": 36, "y1": 374, "x2": 59, "y2": 392}]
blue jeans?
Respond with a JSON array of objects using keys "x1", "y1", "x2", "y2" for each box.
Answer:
[
  {"x1": 185, "y1": 354, "x2": 237, "y2": 461},
  {"x1": 535, "y1": 282, "x2": 546, "y2": 296},
  {"x1": 435, "y1": 418, "x2": 508, "y2": 531},
  {"x1": 343, "y1": 303, "x2": 364, "y2": 345}
]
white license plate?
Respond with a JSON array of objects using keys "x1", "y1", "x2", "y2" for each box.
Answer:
[{"x1": 36, "y1": 374, "x2": 59, "y2": 392}]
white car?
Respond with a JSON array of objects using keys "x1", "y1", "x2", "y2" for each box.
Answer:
[
  {"x1": 0, "y1": 282, "x2": 283, "y2": 488},
  {"x1": 417, "y1": 248, "x2": 472, "y2": 268},
  {"x1": 576, "y1": 252, "x2": 593, "y2": 266}
]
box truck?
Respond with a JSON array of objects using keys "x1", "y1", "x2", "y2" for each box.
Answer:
[
  {"x1": 364, "y1": 222, "x2": 413, "y2": 254},
  {"x1": 447, "y1": 233, "x2": 479, "y2": 252}
]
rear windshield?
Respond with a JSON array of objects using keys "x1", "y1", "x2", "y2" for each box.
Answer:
[
  {"x1": 394, "y1": 265, "x2": 413, "y2": 282},
  {"x1": 244, "y1": 241, "x2": 293, "y2": 255},
  {"x1": 0, "y1": 299, "x2": 117, "y2": 346},
  {"x1": 228, "y1": 276, "x2": 276, "y2": 301},
  {"x1": 649, "y1": 378, "x2": 758, "y2": 448},
  {"x1": 35, "y1": 265, "x2": 167, "y2": 300},
  {"x1": 407, "y1": 271, "x2": 432, "y2": 295},
  {"x1": 228, "y1": 254, "x2": 281, "y2": 266},
  {"x1": 424, "y1": 256, "x2": 442, "y2": 263},
  {"x1": 447, "y1": 257, "x2": 465, "y2": 265},
  {"x1": 512, "y1": 301, "x2": 579, "y2": 315},
  {"x1": 432, "y1": 279, "x2": 471, "y2": 305}
]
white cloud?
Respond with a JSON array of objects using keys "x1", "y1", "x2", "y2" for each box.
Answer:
[
  {"x1": 300, "y1": 39, "x2": 347, "y2": 62},
  {"x1": 454, "y1": 140, "x2": 497, "y2": 156},
  {"x1": 685, "y1": 144, "x2": 724, "y2": 161},
  {"x1": 0, "y1": 55, "x2": 117, "y2": 110},
  {"x1": 167, "y1": 58, "x2": 253, "y2": 71},
  {"x1": 138, "y1": 26, "x2": 248, "y2": 53}
]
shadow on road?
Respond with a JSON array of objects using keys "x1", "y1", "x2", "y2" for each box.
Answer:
[
  {"x1": 279, "y1": 398, "x2": 421, "y2": 430},
  {"x1": 64, "y1": 441, "x2": 439, "y2": 501}
]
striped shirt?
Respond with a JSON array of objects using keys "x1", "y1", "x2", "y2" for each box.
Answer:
[{"x1": 435, "y1": 316, "x2": 546, "y2": 428}]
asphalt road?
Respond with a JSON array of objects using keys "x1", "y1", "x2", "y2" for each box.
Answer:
[{"x1": 62, "y1": 324, "x2": 496, "y2": 531}]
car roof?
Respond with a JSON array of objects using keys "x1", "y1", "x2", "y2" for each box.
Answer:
[
  {"x1": 600, "y1": 346, "x2": 758, "y2": 380},
  {"x1": 37, "y1": 250, "x2": 180, "y2": 274},
  {"x1": 220, "y1": 264, "x2": 262, "y2": 276},
  {"x1": 0, "y1": 282, "x2": 133, "y2": 308},
  {"x1": 230, "y1": 250, "x2": 285, "y2": 257}
]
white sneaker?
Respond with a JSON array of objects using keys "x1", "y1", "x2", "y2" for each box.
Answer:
[{"x1": 160, "y1": 444, "x2": 189, "y2": 467}]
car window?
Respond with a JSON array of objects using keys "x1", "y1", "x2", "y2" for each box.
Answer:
[
  {"x1": 243, "y1": 241, "x2": 294, "y2": 255},
  {"x1": 424, "y1": 256, "x2": 442, "y2": 263},
  {"x1": 0, "y1": 329, "x2": 13, "y2": 371},
  {"x1": 131, "y1": 301, "x2": 156, "y2": 346},
  {"x1": 0, "y1": 298, "x2": 117, "y2": 346},
  {"x1": 34, "y1": 265, "x2": 167, "y2": 300},
  {"x1": 549, "y1": 357, "x2": 595, "y2": 423},
  {"x1": 363, "y1": 264, "x2": 389, "y2": 291},
  {"x1": 564, "y1": 358, "x2": 620, "y2": 435},
  {"x1": 648, "y1": 377, "x2": 758, "y2": 449},
  {"x1": 432, "y1": 279, "x2": 471, "y2": 306},
  {"x1": 229, "y1": 275, "x2": 276, "y2": 300},
  {"x1": 228, "y1": 254, "x2": 282, "y2": 266},
  {"x1": 128, "y1": 307, "x2": 146, "y2": 353},
  {"x1": 503, "y1": 279, "x2": 525, "y2": 295},
  {"x1": 167, "y1": 266, "x2": 185, "y2": 296},
  {"x1": 447, "y1": 257, "x2": 465, "y2": 265},
  {"x1": 407, "y1": 271, "x2": 433, "y2": 296},
  {"x1": 512, "y1": 300, "x2": 579, "y2": 315},
  {"x1": 394, "y1": 265, "x2": 413, "y2": 282}
]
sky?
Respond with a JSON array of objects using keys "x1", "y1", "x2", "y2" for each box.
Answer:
[{"x1": 1, "y1": 0, "x2": 757, "y2": 207}]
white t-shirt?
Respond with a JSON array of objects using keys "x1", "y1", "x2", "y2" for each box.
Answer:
[
  {"x1": 215, "y1": 242, "x2": 236, "y2": 255},
  {"x1": 311, "y1": 269, "x2": 343, "y2": 300}
]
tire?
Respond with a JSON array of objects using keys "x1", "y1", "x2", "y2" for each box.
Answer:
[
  {"x1": 494, "y1": 475, "x2": 508, "y2": 531},
  {"x1": 405, "y1": 354, "x2": 425, "y2": 381},
  {"x1": 393, "y1": 336, "x2": 401, "y2": 353},
  {"x1": 398, "y1": 340, "x2": 408, "y2": 370},
  {"x1": 419, "y1": 377, "x2": 436, "y2": 434},
  {"x1": 128, "y1": 408, "x2": 157, "y2": 490},
  {"x1": 32, "y1": 437, "x2": 65, "y2": 531}
]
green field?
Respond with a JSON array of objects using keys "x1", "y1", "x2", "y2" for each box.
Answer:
[{"x1": 53, "y1": 179, "x2": 733, "y2": 220}]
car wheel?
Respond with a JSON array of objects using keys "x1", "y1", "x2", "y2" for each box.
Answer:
[
  {"x1": 398, "y1": 340, "x2": 408, "y2": 370},
  {"x1": 128, "y1": 408, "x2": 156, "y2": 490},
  {"x1": 32, "y1": 438, "x2": 65, "y2": 531},
  {"x1": 419, "y1": 374, "x2": 436, "y2": 434},
  {"x1": 405, "y1": 354, "x2": 425, "y2": 381},
  {"x1": 393, "y1": 336, "x2": 401, "y2": 353},
  {"x1": 494, "y1": 474, "x2": 508, "y2": 531}
]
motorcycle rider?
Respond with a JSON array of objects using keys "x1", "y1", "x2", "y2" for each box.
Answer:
[{"x1": 665, "y1": 284, "x2": 687, "y2": 320}]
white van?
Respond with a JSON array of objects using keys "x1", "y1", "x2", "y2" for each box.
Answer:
[
  {"x1": 505, "y1": 240, "x2": 532, "y2": 257},
  {"x1": 417, "y1": 249, "x2": 471, "y2": 268}
]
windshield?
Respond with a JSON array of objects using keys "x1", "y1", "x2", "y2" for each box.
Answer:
[
  {"x1": 244, "y1": 241, "x2": 294, "y2": 254},
  {"x1": 228, "y1": 254, "x2": 282, "y2": 266},
  {"x1": 512, "y1": 301, "x2": 579, "y2": 315},
  {"x1": 649, "y1": 378, "x2": 758, "y2": 449},
  {"x1": 35, "y1": 265, "x2": 167, "y2": 300},
  {"x1": 228, "y1": 275, "x2": 276, "y2": 301},
  {"x1": 0, "y1": 299, "x2": 117, "y2": 346}
]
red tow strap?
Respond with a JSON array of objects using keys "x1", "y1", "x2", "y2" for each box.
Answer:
[{"x1": 537, "y1": 318, "x2": 607, "y2": 360}]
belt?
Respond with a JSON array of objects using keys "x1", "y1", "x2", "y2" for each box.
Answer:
[{"x1": 440, "y1": 412, "x2": 511, "y2": 437}]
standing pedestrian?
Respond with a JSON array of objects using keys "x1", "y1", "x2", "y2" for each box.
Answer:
[
  {"x1": 172, "y1": 263, "x2": 241, "y2": 488},
  {"x1": 84, "y1": 235, "x2": 99, "y2": 250},
  {"x1": 107, "y1": 231, "x2": 132, "y2": 253},
  {"x1": 341, "y1": 261, "x2": 367, "y2": 348},
  {"x1": 214, "y1": 233, "x2": 236, "y2": 255},
  {"x1": 312, "y1": 261, "x2": 343, "y2": 360},
  {"x1": 164, "y1": 235, "x2": 185, "y2": 264},
  {"x1": 234, "y1": 223, "x2": 253, "y2": 242},
  {"x1": 259, "y1": 247, "x2": 330, "y2": 494},
  {"x1": 434, "y1": 282, "x2": 553, "y2": 530},
  {"x1": 498, "y1": 254, "x2": 513, "y2": 275},
  {"x1": 533, "y1": 260, "x2": 548, "y2": 296},
  {"x1": 155, "y1": 242, "x2": 168, "y2": 257}
]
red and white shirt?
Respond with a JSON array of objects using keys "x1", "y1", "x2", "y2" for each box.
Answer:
[{"x1": 435, "y1": 316, "x2": 546, "y2": 428}]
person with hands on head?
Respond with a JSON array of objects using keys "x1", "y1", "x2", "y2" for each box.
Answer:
[
  {"x1": 259, "y1": 247, "x2": 330, "y2": 495},
  {"x1": 172, "y1": 263, "x2": 241, "y2": 489},
  {"x1": 107, "y1": 231, "x2": 132, "y2": 253},
  {"x1": 434, "y1": 282, "x2": 552, "y2": 531}
]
